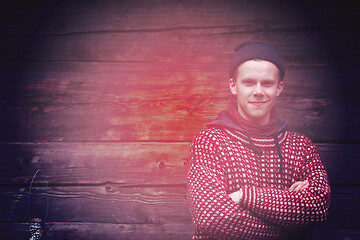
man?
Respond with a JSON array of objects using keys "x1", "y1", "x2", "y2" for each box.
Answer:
[{"x1": 187, "y1": 41, "x2": 331, "y2": 239}]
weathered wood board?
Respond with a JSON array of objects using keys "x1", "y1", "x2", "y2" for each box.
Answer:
[
  {"x1": 0, "y1": 222, "x2": 195, "y2": 240},
  {"x1": 0, "y1": 1, "x2": 358, "y2": 65},
  {"x1": 1, "y1": 62, "x2": 358, "y2": 142},
  {"x1": 0, "y1": 143, "x2": 358, "y2": 185},
  {"x1": 0, "y1": 97, "x2": 353, "y2": 142},
  {"x1": 0, "y1": 185, "x2": 359, "y2": 237},
  {"x1": 0, "y1": 222, "x2": 359, "y2": 240}
]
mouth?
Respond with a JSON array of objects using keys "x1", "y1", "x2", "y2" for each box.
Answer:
[{"x1": 249, "y1": 101, "x2": 267, "y2": 106}]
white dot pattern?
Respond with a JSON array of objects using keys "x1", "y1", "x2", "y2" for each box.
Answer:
[{"x1": 187, "y1": 127, "x2": 331, "y2": 239}]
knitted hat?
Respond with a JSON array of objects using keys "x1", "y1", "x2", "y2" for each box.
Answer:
[{"x1": 229, "y1": 41, "x2": 285, "y2": 80}]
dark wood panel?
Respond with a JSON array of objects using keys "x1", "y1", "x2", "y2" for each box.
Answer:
[
  {"x1": 0, "y1": 28, "x2": 356, "y2": 65},
  {"x1": 313, "y1": 228, "x2": 360, "y2": 240},
  {"x1": 0, "y1": 185, "x2": 358, "y2": 228},
  {"x1": 0, "y1": 61, "x2": 229, "y2": 103},
  {"x1": 1, "y1": 0, "x2": 355, "y2": 36},
  {"x1": 0, "y1": 185, "x2": 190, "y2": 224},
  {"x1": 0, "y1": 142, "x2": 190, "y2": 185},
  {"x1": 317, "y1": 144, "x2": 360, "y2": 185},
  {"x1": 326, "y1": 186, "x2": 360, "y2": 229},
  {"x1": 0, "y1": 222, "x2": 359, "y2": 240},
  {"x1": 1, "y1": 61, "x2": 353, "y2": 102},
  {"x1": 0, "y1": 222, "x2": 194, "y2": 240},
  {"x1": 0, "y1": 1, "x2": 357, "y2": 65},
  {"x1": 0, "y1": 96, "x2": 355, "y2": 142},
  {"x1": 1, "y1": 61, "x2": 357, "y2": 142},
  {"x1": 0, "y1": 142, "x2": 358, "y2": 185},
  {"x1": 0, "y1": 1, "x2": 358, "y2": 240}
]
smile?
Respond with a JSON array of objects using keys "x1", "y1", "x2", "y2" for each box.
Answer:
[{"x1": 250, "y1": 101, "x2": 267, "y2": 106}]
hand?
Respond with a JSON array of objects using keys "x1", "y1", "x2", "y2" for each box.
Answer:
[
  {"x1": 228, "y1": 189, "x2": 243, "y2": 204},
  {"x1": 289, "y1": 180, "x2": 309, "y2": 191}
]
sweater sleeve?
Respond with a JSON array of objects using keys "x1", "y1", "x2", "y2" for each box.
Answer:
[
  {"x1": 187, "y1": 131, "x2": 281, "y2": 239},
  {"x1": 239, "y1": 138, "x2": 331, "y2": 229}
]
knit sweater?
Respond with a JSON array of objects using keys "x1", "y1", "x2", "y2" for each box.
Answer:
[{"x1": 187, "y1": 127, "x2": 331, "y2": 239}]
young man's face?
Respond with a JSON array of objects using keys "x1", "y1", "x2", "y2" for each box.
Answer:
[{"x1": 229, "y1": 60, "x2": 283, "y2": 125}]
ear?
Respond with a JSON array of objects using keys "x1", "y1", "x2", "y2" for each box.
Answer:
[
  {"x1": 276, "y1": 81, "x2": 284, "y2": 97},
  {"x1": 229, "y1": 78, "x2": 237, "y2": 95}
]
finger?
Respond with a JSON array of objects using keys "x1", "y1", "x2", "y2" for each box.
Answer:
[
  {"x1": 299, "y1": 181, "x2": 309, "y2": 191},
  {"x1": 293, "y1": 182, "x2": 305, "y2": 191},
  {"x1": 289, "y1": 182, "x2": 301, "y2": 191},
  {"x1": 289, "y1": 182, "x2": 298, "y2": 191},
  {"x1": 289, "y1": 184, "x2": 295, "y2": 191},
  {"x1": 294, "y1": 180, "x2": 307, "y2": 191},
  {"x1": 294, "y1": 180, "x2": 309, "y2": 191}
]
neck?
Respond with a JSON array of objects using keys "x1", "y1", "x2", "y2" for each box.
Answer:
[
  {"x1": 237, "y1": 106, "x2": 270, "y2": 126},
  {"x1": 228, "y1": 103, "x2": 278, "y2": 137}
]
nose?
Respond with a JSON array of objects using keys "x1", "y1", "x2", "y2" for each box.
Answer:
[{"x1": 253, "y1": 83, "x2": 264, "y2": 98}]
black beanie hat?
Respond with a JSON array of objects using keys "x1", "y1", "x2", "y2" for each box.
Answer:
[{"x1": 229, "y1": 41, "x2": 285, "y2": 80}]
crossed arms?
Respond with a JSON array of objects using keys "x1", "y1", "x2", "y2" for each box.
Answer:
[
  {"x1": 187, "y1": 133, "x2": 331, "y2": 239},
  {"x1": 229, "y1": 180, "x2": 310, "y2": 203}
]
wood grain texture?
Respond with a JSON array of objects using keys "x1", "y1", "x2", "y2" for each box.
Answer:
[
  {"x1": 0, "y1": 185, "x2": 190, "y2": 223},
  {"x1": 0, "y1": 222, "x2": 359, "y2": 240},
  {"x1": 2, "y1": 0, "x2": 355, "y2": 36},
  {"x1": 0, "y1": 222, "x2": 194, "y2": 240},
  {"x1": 0, "y1": 0, "x2": 358, "y2": 239},
  {"x1": 1, "y1": 143, "x2": 358, "y2": 185},
  {"x1": 0, "y1": 1, "x2": 357, "y2": 65},
  {"x1": 1, "y1": 61, "x2": 358, "y2": 142},
  {"x1": 0, "y1": 142, "x2": 189, "y2": 185},
  {"x1": 1, "y1": 61, "x2": 353, "y2": 101},
  {"x1": 0, "y1": 185, "x2": 358, "y2": 229},
  {"x1": 1, "y1": 97, "x2": 351, "y2": 142},
  {"x1": 1, "y1": 29, "x2": 356, "y2": 65}
]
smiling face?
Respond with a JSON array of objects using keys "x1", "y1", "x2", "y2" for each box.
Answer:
[{"x1": 229, "y1": 60, "x2": 283, "y2": 125}]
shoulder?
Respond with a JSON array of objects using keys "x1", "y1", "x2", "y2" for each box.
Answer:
[
  {"x1": 192, "y1": 127, "x2": 230, "y2": 144},
  {"x1": 191, "y1": 127, "x2": 233, "y2": 152},
  {"x1": 286, "y1": 131, "x2": 314, "y2": 144},
  {"x1": 284, "y1": 131, "x2": 318, "y2": 153}
]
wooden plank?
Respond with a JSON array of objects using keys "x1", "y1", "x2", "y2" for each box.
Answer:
[
  {"x1": 0, "y1": 96, "x2": 356, "y2": 142},
  {"x1": 0, "y1": 61, "x2": 353, "y2": 102},
  {"x1": 0, "y1": 185, "x2": 358, "y2": 228},
  {"x1": 0, "y1": 185, "x2": 190, "y2": 224},
  {"x1": 0, "y1": 1, "x2": 356, "y2": 65},
  {"x1": 0, "y1": 142, "x2": 358, "y2": 185},
  {"x1": 313, "y1": 227, "x2": 360, "y2": 240},
  {"x1": 0, "y1": 27, "x2": 356, "y2": 65},
  {"x1": 317, "y1": 144, "x2": 360, "y2": 185},
  {"x1": 326, "y1": 186, "x2": 360, "y2": 228},
  {"x1": 1, "y1": 61, "x2": 357, "y2": 142},
  {"x1": 0, "y1": 222, "x2": 359, "y2": 240},
  {"x1": 0, "y1": 142, "x2": 190, "y2": 185},
  {"x1": 1, "y1": 0, "x2": 356, "y2": 36},
  {"x1": 0, "y1": 222, "x2": 194, "y2": 240},
  {"x1": 0, "y1": 61, "x2": 230, "y2": 103}
]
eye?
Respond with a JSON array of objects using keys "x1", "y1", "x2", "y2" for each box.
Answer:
[
  {"x1": 243, "y1": 80, "x2": 254, "y2": 86},
  {"x1": 263, "y1": 81, "x2": 274, "y2": 87}
]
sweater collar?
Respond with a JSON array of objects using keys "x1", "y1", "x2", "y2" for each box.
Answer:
[
  {"x1": 207, "y1": 103, "x2": 288, "y2": 137},
  {"x1": 223, "y1": 128, "x2": 288, "y2": 148},
  {"x1": 207, "y1": 103, "x2": 288, "y2": 175}
]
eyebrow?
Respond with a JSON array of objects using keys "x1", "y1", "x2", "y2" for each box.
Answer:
[
  {"x1": 241, "y1": 78, "x2": 276, "y2": 82},
  {"x1": 241, "y1": 78, "x2": 255, "y2": 82}
]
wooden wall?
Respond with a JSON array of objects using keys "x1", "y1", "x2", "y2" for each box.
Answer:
[{"x1": 0, "y1": 0, "x2": 359, "y2": 239}]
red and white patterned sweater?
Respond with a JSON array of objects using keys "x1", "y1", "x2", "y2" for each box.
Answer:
[{"x1": 187, "y1": 127, "x2": 331, "y2": 239}]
